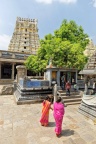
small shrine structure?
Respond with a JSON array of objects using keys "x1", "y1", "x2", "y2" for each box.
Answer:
[
  {"x1": 79, "y1": 52, "x2": 96, "y2": 92},
  {"x1": 45, "y1": 60, "x2": 78, "y2": 88}
]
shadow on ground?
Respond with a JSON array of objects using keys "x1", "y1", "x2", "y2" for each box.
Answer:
[
  {"x1": 61, "y1": 129, "x2": 74, "y2": 137},
  {"x1": 48, "y1": 122, "x2": 55, "y2": 127}
]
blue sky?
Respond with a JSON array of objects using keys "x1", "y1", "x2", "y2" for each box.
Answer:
[{"x1": 0, "y1": 0, "x2": 96, "y2": 50}]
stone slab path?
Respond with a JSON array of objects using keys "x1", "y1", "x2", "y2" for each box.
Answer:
[{"x1": 0, "y1": 95, "x2": 96, "y2": 144}]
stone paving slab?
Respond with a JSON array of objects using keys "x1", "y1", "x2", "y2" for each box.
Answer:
[{"x1": 0, "y1": 95, "x2": 96, "y2": 144}]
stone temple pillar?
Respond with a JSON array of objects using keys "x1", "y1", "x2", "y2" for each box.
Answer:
[
  {"x1": 54, "y1": 84, "x2": 58, "y2": 102},
  {"x1": 12, "y1": 63, "x2": 15, "y2": 80},
  {"x1": 57, "y1": 71, "x2": 60, "y2": 87},
  {"x1": 75, "y1": 70, "x2": 77, "y2": 83},
  {"x1": 0, "y1": 62, "x2": 1, "y2": 79},
  {"x1": 16, "y1": 65, "x2": 27, "y2": 83},
  {"x1": 84, "y1": 76, "x2": 88, "y2": 94}
]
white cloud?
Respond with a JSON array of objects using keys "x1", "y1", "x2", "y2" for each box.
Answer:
[
  {"x1": 35, "y1": 0, "x2": 53, "y2": 4},
  {"x1": 0, "y1": 34, "x2": 11, "y2": 50},
  {"x1": 59, "y1": 0, "x2": 77, "y2": 4},
  {"x1": 93, "y1": 0, "x2": 96, "y2": 7},
  {"x1": 35, "y1": 0, "x2": 77, "y2": 4}
]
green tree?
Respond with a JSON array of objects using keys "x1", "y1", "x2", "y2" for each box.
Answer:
[
  {"x1": 25, "y1": 19, "x2": 89, "y2": 73},
  {"x1": 25, "y1": 55, "x2": 39, "y2": 73}
]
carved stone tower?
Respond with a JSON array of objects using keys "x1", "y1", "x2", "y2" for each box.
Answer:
[
  {"x1": 8, "y1": 17, "x2": 40, "y2": 54},
  {"x1": 84, "y1": 39, "x2": 96, "y2": 57}
]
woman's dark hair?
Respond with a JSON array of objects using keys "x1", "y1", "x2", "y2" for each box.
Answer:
[
  {"x1": 45, "y1": 96, "x2": 49, "y2": 100},
  {"x1": 56, "y1": 97, "x2": 62, "y2": 103},
  {"x1": 45, "y1": 96, "x2": 51, "y2": 102}
]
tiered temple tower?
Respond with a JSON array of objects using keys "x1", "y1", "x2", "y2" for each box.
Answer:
[
  {"x1": 8, "y1": 17, "x2": 40, "y2": 54},
  {"x1": 84, "y1": 39, "x2": 96, "y2": 57}
]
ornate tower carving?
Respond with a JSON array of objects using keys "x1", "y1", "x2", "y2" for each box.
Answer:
[
  {"x1": 84, "y1": 39, "x2": 96, "y2": 57},
  {"x1": 8, "y1": 17, "x2": 40, "y2": 54}
]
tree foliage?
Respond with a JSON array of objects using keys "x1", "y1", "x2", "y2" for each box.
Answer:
[{"x1": 25, "y1": 19, "x2": 89, "y2": 73}]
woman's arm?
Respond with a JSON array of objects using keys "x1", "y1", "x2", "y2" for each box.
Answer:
[
  {"x1": 50, "y1": 106, "x2": 53, "y2": 110},
  {"x1": 50, "y1": 103, "x2": 53, "y2": 110},
  {"x1": 42, "y1": 100, "x2": 45, "y2": 106}
]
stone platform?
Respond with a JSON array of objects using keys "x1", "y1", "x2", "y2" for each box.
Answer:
[
  {"x1": 57, "y1": 90, "x2": 82, "y2": 106},
  {"x1": 78, "y1": 101, "x2": 96, "y2": 120},
  {"x1": 14, "y1": 78, "x2": 53, "y2": 104},
  {"x1": 78, "y1": 94, "x2": 96, "y2": 121}
]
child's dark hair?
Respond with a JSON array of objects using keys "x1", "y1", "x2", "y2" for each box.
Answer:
[
  {"x1": 45, "y1": 96, "x2": 49, "y2": 100},
  {"x1": 56, "y1": 97, "x2": 62, "y2": 103}
]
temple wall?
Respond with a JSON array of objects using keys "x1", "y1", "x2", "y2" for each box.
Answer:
[
  {"x1": 0, "y1": 79, "x2": 14, "y2": 84},
  {"x1": 0, "y1": 50, "x2": 31, "y2": 84}
]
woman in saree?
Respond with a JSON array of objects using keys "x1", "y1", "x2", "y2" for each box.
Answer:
[
  {"x1": 53, "y1": 97, "x2": 65, "y2": 137},
  {"x1": 40, "y1": 96, "x2": 52, "y2": 126}
]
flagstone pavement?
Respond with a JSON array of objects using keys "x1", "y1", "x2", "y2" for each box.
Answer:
[{"x1": 0, "y1": 95, "x2": 96, "y2": 144}]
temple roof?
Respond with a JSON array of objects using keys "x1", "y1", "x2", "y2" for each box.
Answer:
[{"x1": 79, "y1": 70, "x2": 96, "y2": 75}]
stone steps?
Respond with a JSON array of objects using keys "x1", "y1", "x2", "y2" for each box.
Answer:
[
  {"x1": 14, "y1": 90, "x2": 44, "y2": 105},
  {"x1": 63, "y1": 97, "x2": 81, "y2": 103},
  {"x1": 65, "y1": 101, "x2": 81, "y2": 106},
  {"x1": 63, "y1": 97, "x2": 82, "y2": 106},
  {"x1": 61, "y1": 95, "x2": 81, "y2": 99},
  {"x1": 58, "y1": 90, "x2": 79, "y2": 96},
  {"x1": 57, "y1": 90, "x2": 82, "y2": 106},
  {"x1": 17, "y1": 99, "x2": 43, "y2": 105}
]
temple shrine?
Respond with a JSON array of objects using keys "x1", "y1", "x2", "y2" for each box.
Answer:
[{"x1": 79, "y1": 51, "x2": 96, "y2": 120}]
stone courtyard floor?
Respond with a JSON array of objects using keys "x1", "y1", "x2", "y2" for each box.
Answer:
[{"x1": 0, "y1": 95, "x2": 96, "y2": 144}]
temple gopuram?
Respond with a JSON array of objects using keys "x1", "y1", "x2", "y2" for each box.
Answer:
[
  {"x1": 8, "y1": 17, "x2": 40, "y2": 54},
  {"x1": 0, "y1": 17, "x2": 40, "y2": 84}
]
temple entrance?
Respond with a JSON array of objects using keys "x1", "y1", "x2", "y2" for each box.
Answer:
[
  {"x1": 1, "y1": 63, "x2": 12, "y2": 79},
  {"x1": 71, "y1": 72, "x2": 76, "y2": 84},
  {"x1": 60, "y1": 71, "x2": 76, "y2": 86},
  {"x1": 60, "y1": 72, "x2": 67, "y2": 86}
]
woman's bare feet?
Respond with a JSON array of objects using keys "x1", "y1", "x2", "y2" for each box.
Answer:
[{"x1": 56, "y1": 133, "x2": 59, "y2": 137}]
